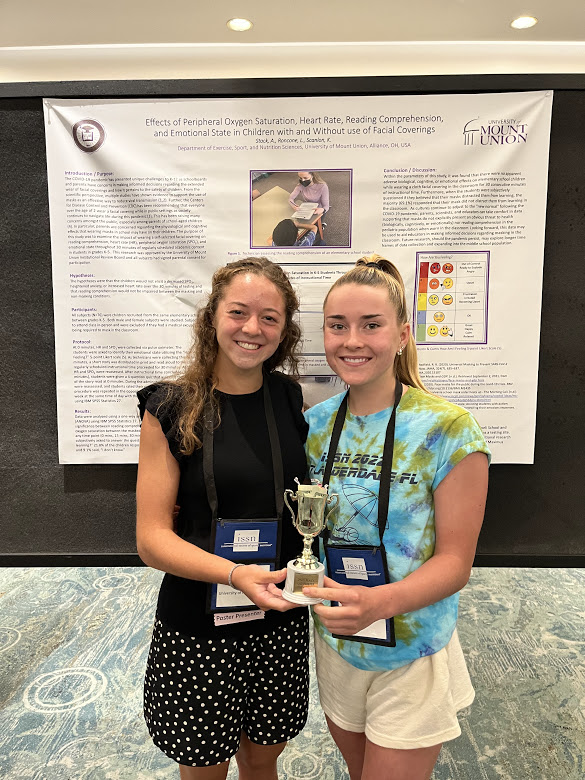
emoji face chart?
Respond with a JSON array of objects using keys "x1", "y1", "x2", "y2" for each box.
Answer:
[{"x1": 414, "y1": 252, "x2": 489, "y2": 344}]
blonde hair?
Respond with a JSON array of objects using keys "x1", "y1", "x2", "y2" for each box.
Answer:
[
  {"x1": 324, "y1": 253, "x2": 428, "y2": 392},
  {"x1": 168, "y1": 258, "x2": 302, "y2": 455}
]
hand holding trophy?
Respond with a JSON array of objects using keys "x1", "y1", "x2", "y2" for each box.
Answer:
[{"x1": 282, "y1": 481, "x2": 339, "y2": 604}]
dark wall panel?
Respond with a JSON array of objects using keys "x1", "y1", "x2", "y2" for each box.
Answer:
[
  {"x1": 1, "y1": 79, "x2": 584, "y2": 564},
  {"x1": 1, "y1": 98, "x2": 138, "y2": 556}
]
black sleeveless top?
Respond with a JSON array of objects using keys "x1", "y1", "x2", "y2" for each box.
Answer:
[{"x1": 138, "y1": 371, "x2": 309, "y2": 638}]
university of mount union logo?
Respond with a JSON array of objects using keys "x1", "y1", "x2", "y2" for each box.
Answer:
[
  {"x1": 72, "y1": 119, "x2": 106, "y2": 153},
  {"x1": 463, "y1": 117, "x2": 528, "y2": 147},
  {"x1": 463, "y1": 117, "x2": 528, "y2": 146}
]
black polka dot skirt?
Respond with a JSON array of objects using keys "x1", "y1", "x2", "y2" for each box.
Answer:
[{"x1": 144, "y1": 612, "x2": 310, "y2": 767}]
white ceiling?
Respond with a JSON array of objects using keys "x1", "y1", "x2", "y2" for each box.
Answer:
[
  {"x1": 2, "y1": 0, "x2": 584, "y2": 46},
  {"x1": 1, "y1": 0, "x2": 584, "y2": 82}
]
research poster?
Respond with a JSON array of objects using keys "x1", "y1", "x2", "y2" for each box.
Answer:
[{"x1": 43, "y1": 91, "x2": 553, "y2": 464}]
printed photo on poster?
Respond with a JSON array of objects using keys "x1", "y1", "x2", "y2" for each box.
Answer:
[{"x1": 250, "y1": 169, "x2": 352, "y2": 249}]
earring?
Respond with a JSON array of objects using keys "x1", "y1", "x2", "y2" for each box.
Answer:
[{"x1": 397, "y1": 346, "x2": 404, "y2": 356}]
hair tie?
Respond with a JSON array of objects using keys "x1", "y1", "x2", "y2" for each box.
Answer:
[{"x1": 365, "y1": 261, "x2": 381, "y2": 269}]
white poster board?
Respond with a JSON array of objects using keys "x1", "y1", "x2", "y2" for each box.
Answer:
[{"x1": 43, "y1": 91, "x2": 553, "y2": 464}]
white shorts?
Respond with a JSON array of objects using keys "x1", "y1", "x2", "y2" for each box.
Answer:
[{"x1": 314, "y1": 628, "x2": 474, "y2": 750}]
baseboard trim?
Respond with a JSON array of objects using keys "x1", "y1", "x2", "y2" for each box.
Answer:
[
  {"x1": 0, "y1": 553, "x2": 145, "y2": 567},
  {"x1": 473, "y1": 554, "x2": 585, "y2": 568}
]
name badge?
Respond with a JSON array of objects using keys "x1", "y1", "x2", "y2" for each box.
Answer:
[
  {"x1": 216, "y1": 583, "x2": 255, "y2": 609},
  {"x1": 233, "y1": 529, "x2": 260, "y2": 553},
  {"x1": 214, "y1": 563, "x2": 271, "y2": 609},
  {"x1": 324, "y1": 543, "x2": 396, "y2": 647},
  {"x1": 208, "y1": 517, "x2": 281, "y2": 614}
]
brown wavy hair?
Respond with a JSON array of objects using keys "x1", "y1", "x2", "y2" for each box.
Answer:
[
  {"x1": 169, "y1": 257, "x2": 302, "y2": 455},
  {"x1": 324, "y1": 253, "x2": 428, "y2": 392}
]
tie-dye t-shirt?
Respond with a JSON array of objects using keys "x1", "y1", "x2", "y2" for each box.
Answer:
[{"x1": 304, "y1": 386, "x2": 490, "y2": 672}]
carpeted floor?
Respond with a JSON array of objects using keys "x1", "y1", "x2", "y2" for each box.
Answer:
[{"x1": 0, "y1": 567, "x2": 583, "y2": 779}]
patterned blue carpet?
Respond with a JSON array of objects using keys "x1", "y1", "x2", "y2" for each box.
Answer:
[{"x1": 0, "y1": 567, "x2": 583, "y2": 779}]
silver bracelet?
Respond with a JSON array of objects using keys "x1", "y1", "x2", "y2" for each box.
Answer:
[{"x1": 227, "y1": 563, "x2": 245, "y2": 589}]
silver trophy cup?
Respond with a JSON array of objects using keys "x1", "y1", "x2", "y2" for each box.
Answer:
[{"x1": 282, "y1": 483, "x2": 339, "y2": 605}]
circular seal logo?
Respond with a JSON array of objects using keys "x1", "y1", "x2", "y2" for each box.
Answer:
[{"x1": 72, "y1": 119, "x2": 105, "y2": 153}]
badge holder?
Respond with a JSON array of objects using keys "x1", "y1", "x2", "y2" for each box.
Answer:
[
  {"x1": 324, "y1": 544, "x2": 395, "y2": 646},
  {"x1": 207, "y1": 518, "x2": 280, "y2": 613}
]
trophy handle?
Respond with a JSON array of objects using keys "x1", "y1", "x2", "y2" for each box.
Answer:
[
  {"x1": 324, "y1": 492, "x2": 339, "y2": 524},
  {"x1": 284, "y1": 489, "x2": 297, "y2": 523}
]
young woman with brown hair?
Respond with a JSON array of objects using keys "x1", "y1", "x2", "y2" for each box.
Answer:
[{"x1": 136, "y1": 257, "x2": 309, "y2": 779}]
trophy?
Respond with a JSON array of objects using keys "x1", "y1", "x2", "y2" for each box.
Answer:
[{"x1": 282, "y1": 482, "x2": 339, "y2": 605}]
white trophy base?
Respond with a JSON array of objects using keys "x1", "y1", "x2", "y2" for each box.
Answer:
[{"x1": 282, "y1": 559, "x2": 325, "y2": 605}]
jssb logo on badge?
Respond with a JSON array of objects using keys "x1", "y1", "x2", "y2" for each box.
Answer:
[
  {"x1": 233, "y1": 529, "x2": 260, "y2": 553},
  {"x1": 342, "y1": 557, "x2": 368, "y2": 580}
]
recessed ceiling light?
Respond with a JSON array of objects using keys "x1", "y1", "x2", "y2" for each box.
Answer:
[
  {"x1": 227, "y1": 18, "x2": 253, "y2": 32},
  {"x1": 510, "y1": 15, "x2": 538, "y2": 30}
]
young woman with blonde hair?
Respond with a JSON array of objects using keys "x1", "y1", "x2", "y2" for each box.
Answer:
[{"x1": 303, "y1": 254, "x2": 490, "y2": 780}]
